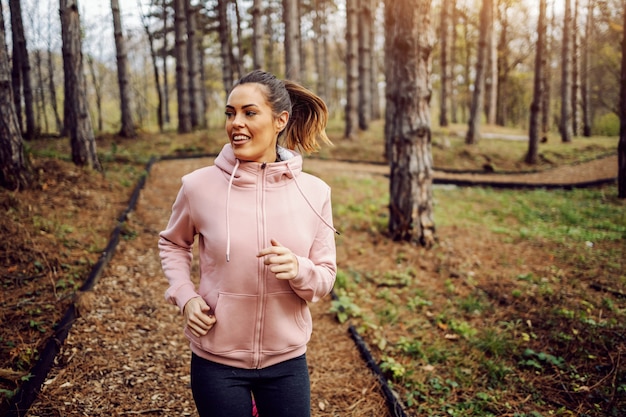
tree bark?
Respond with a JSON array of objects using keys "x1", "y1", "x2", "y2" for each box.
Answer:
[
  {"x1": 485, "y1": 0, "x2": 497, "y2": 125},
  {"x1": 542, "y1": 1, "x2": 556, "y2": 142},
  {"x1": 466, "y1": 0, "x2": 493, "y2": 144},
  {"x1": 560, "y1": 0, "x2": 574, "y2": 143},
  {"x1": 265, "y1": 5, "x2": 277, "y2": 75},
  {"x1": 139, "y1": 6, "x2": 164, "y2": 132},
  {"x1": 60, "y1": 0, "x2": 101, "y2": 171},
  {"x1": 186, "y1": 1, "x2": 205, "y2": 129},
  {"x1": 461, "y1": 9, "x2": 471, "y2": 123},
  {"x1": 571, "y1": 0, "x2": 580, "y2": 135},
  {"x1": 217, "y1": 0, "x2": 233, "y2": 95},
  {"x1": 526, "y1": 0, "x2": 547, "y2": 165},
  {"x1": 297, "y1": 0, "x2": 306, "y2": 81},
  {"x1": 439, "y1": 0, "x2": 450, "y2": 127},
  {"x1": 47, "y1": 47, "x2": 63, "y2": 134},
  {"x1": 312, "y1": 0, "x2": 324, "y2": 98},
  {"x1": 0, "y1": 0, "x2": 31, "y2": 190},
  {"x1": 233, "y1": 0, "x2": 245, "y2": 78},
  {"x1": 283, "y1": 0, "x2": 301, "y2": 81},
  {"x1": 174, "y1": 0, "x2": 191, "y2": 133},
  {"x1": 358, "y1": 0, "x2": 372, "y2": 130},
  {"x1": 86, "y1": 55, "x2": 104, "y2": 132},
  {"x1": 450, "y1": 0, "x2": 458, "y2": 123},
  {"x1": 581, "y1": 0, "x2": 594, "y2": 137},
  {"x1": 385, "y1": 0, "x2": 435, "y2": 247},
  {"x1": 495, "y1": 2, "x2": 508, "y2": 126},
  {"x1": 618, "y1": 0, "x2": 626, "y2": 199},
  {"x1": 34, "y1": 50, "x2": 48, "y2": 134},
  {"x1": 345, "y1": 0, "x2": 359, "y2": 139},
  {"x1": 252, "y1": 0, "x2": 265, "y2": 70},
  {"x1": 111, "y1": 0, "x2": 136, "y2": 137},
  {"x1": 370, "y1": 0, "x2": 381, "y2": 120},
  {"x1": 162, "y1": 0, "x2": 171, "y2": 125},
  {"x1": 9, "y1": 0, "x2": 36, "y2": 139}
]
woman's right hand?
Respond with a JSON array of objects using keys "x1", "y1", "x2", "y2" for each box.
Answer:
[{"x1": 183, "y1": 297, "x2": 216, "y2": 337}]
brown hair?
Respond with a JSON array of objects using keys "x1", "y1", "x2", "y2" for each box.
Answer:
[{"x1": 232, "y1": 70, "x2": 333, "y2": 154}]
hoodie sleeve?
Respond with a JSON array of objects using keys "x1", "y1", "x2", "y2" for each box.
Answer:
[
  {"x1": 289, "y1": 186, "x2": 337, "y2": 302},
  {"x1": 158, "y1": 183, "x2": 199, "y2": 313}
]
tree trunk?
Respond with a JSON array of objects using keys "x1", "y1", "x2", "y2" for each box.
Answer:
[
  {"x1": 526, "y1": 0, "x2": 547, "y2": 165},
  {"x1": 450, "y1": 0, "x2": 458, "y2": 123},
  {"x1": 60, "y1": 0, "x2": 101, "y2": 170},
  {"x1": 485, "y1": 0, "x2": 497, "y2": 125},
  {"x1": 283, "y1": 0, "x2": 301, "y2": 80},
  {"x1": 252, "y1": 0, "x2": 265, "y2": 70},
  {"x1": 111, "y1": 0, "x2": 136, "y2": 137},
  {"x1": 266, "y1": 5, "x2": 277, "y2": 75},
  {"x1": 47, "y1": 47, "x2": 63, "y2": 134},
  {"x1": 385, "y1": 0, "x2": 435, "y2": 247},
  {"x1": 370, "y1": 0, "x2": 381, "y2": 120},
  {"x1": 186, "y1": 1, "x2": 205, "y2": 129},
  {"x1": 542, "y1": 1, "x2": 556, "y2": 142},
  {"x1": 86, "y1": 55, "x2": 103, "y2": 132},
  {"x1": 618, "y1": 0, "x2": 626, "y2": 199},
  {"x1": 571, "y1": 0, "x2": 580, "y2": 135},
  {"x1": 139, "y1": 7, "x2": 164, "y2": 132},
  {"x1": 439, "y1": 0, "x2": 450, "y2": 127},
  {"x1": 217, "y1": 0, "x2": 233, "y2": 95},
  {"x1": 312, "y1": 0, "x2": 324, "y2": 98},
  {"x1": 299, "y1": 0, "x2": 306, "y2": 81},
  {"x1": 345, "y1": 0, "x2": 359, "y2": 139},
  {"x1": 581, "y1": 0, "x2": 594, "y2": 137},
  {"x1": 466, "y1": 0, "x2": 492, "y2": 145},
  {"x1": 162, "y1": 0, "x2": 171, "y2": 125},
  {"x1": 0, "y1": 1, "x2": 31, "y2": 190},
  {"x1": 233, "y1": 0, "x2": 245, "y2": 79},
  {"x1": 174, "y1": 0, "x2": 191, "y2": 133},
  {"x1": 9, "y1": 0, "x2": 36, "y2": 140},
  {"x1": 560, "y1": 0, "x2": 574, "y2": 143},
  {"x1": 495, "y1": 3, "x2": 508, "y2": 126},
  {"x1": 34, "y1": 50, "x2": 48, "y2": 134},
  {"x1": 358, "y1": 0, "x2": 372, "y2": 130}
]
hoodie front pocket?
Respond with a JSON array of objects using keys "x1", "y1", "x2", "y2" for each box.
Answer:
[
  {"x1": 187, "y1": 292, "x2": 257, "y2": 355},
  {"x1": 261, "y1": 292, "x2": 311, "y2": 354}
]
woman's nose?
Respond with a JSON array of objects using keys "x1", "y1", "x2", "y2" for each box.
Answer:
[{"x1": 232, "y1": 113, "x2": 244, "y2": 127}]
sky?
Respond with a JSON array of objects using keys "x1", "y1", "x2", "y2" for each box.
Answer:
[
  {"x1": 80, "y1": 0, "x2": 143, "y2": 28},
  {"x1": 3, "y1": 0, "x2": 145, "y2": 58}
]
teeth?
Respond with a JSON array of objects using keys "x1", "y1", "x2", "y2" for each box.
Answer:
[{"x1": 233, "y1": 135, "x2": 249, "y2": 141}]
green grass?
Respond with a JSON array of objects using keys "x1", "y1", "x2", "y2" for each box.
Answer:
[{"x1": 326, "y1": 145, "x2": 624, "y2": 416}]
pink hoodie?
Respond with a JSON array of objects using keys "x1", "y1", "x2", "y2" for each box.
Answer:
[{"x1": 158, "y1": 144, "x2": 337, "y2": 369}]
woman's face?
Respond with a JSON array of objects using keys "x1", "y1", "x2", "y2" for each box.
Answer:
[{"x1": 225, "y1": 83, "x2": 288, "y2": 163}]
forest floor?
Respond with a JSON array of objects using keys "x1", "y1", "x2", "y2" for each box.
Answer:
[{"x1": 0, "y1": 151, "x2": 620, "y2": 416}]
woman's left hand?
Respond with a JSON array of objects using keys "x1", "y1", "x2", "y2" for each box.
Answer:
[{"x1": 257, "y1": 239, "x2": 299, "y2": 280}]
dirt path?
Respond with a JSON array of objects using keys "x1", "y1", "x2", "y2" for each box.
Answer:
[
  {"x1": 27, "y1": 158, "x2": 391, "y2": 417},
  {"x1": 305, "y1": 155, "x2": 618, "y2": 186}
]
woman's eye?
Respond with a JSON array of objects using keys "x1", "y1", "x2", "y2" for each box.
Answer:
[
  {"x1": 225, "y1": 111, "x2": 233, "y2": 118},
  {"x1": 246, "y1": 111, "x2": 256, "y2": 117}
]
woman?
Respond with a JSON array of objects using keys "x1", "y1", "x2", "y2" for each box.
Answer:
[{"x1": 158, "y1": 70, "x2": 337, "y2": 417}]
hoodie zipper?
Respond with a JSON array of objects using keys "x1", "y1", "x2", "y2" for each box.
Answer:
[{"x1": 253, "y1": 162, "x2": 268, "y2": 368}]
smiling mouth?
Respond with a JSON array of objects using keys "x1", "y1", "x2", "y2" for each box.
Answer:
[{"x1": 232, "y1": 134, "x2": 250, "y2": 143}]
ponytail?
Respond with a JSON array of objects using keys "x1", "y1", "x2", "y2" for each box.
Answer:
[{"x1": 282, "y1": 80, "x2": 333, "y2": 154}]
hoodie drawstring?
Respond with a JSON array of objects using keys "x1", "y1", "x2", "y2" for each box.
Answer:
[
  {"x1": 225, "y1": 159, "x2": 241, "y2": 262},
  {"x1": 287, "y1": 165, "x2": 340, "y2": 235}
]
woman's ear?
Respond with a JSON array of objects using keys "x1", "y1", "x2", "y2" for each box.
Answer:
[{"x1": 275, "y1": 111, "x2": 289, "y2": 132}]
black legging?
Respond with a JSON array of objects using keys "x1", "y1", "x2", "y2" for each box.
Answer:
[{"x1": 190, "y1": 353, "x2": 311, "y2": 417}]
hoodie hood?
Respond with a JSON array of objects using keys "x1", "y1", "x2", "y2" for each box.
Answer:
[{"x1": 214, "y1": 143, "x2": 302, "y2": 187}]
